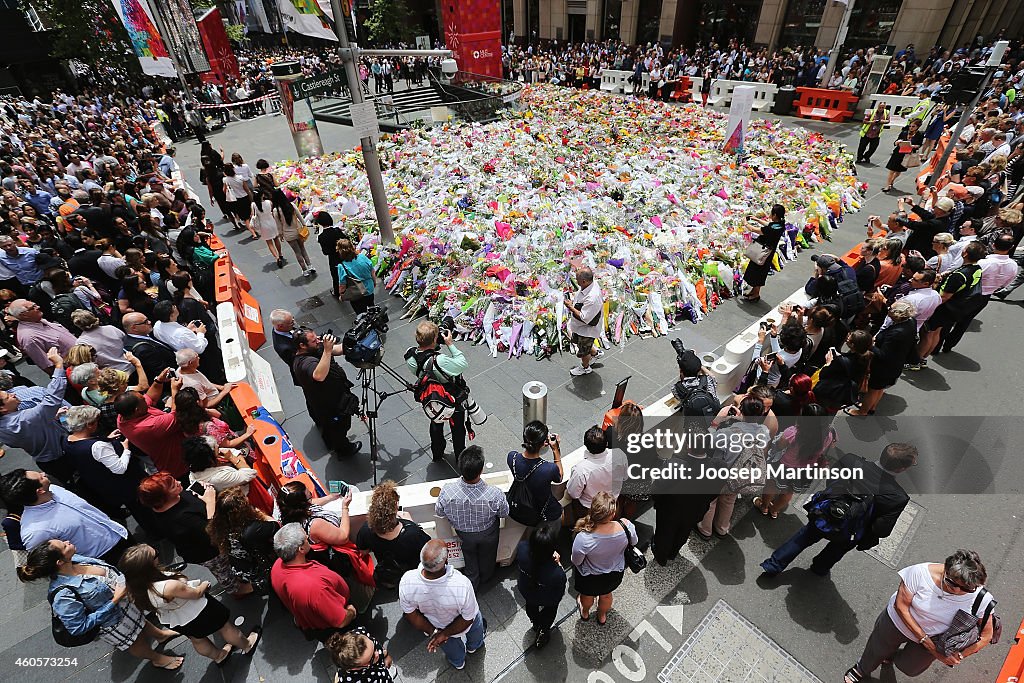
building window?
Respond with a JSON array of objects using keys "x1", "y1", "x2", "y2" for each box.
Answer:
[
  {"x1": 602, "y1": 0, "x2": 621, "y2": 41},
  {"x1": 635, "y1": 0, "x2": 661, "y2": 46},
  {"x1": 778, "y1": 0, "x2": 826, "y2": 48},
  {"x1": 697, "y1": 0, "x2": 763, "y2": 46},
  {"x1": 502, "y1": 0, "x2": 514, "y2": 41},
  {"x1": 528, "y1": 0, "x2": 539, "y2": 41},
  {"x1": 845, "y1": 0, "x2": 901, "y2": 48}
]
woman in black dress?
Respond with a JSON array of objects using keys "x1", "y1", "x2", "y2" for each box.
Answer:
[
  {"x1": 742, "y1": 204, "x2": 787, "y2": 303},
  {"x1": 516, "y1": 525, "x2": 566, "y2": 649},
  {"x1": 847, "y1": 301, "x2": 918, "y2": 416},
  {"x1": 354, "y1": 480, "x2": 430, "y2": 588},
  {"x1": 882, "y1": 118, "x2": 924, "y2": 192}
]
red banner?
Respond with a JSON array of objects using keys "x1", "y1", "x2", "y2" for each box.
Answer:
[
  {"x1": 196, "y1": 8, "x2": 240, "y2": 86},
  {"x1": 442, "y1": 0, "x2": 502, "y2": 79}
]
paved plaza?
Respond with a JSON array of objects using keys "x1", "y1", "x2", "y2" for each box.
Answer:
[{"x1": 1, "y1": 103, "x2": 1022, "y2": 682}]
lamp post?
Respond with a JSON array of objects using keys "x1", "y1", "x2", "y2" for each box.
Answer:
[
  {"x1": 820, "y1": 0, "x2": 856, "y2": 88},
  {"x1": 926, "y1": 40, "x2": 1009, "y2": 187},
  {"x1": 271, "y1": 61, "x2": 325, "y2": 158}
]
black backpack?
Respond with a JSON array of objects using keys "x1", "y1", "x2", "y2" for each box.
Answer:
[
  {"x1": 674, "y1": 376, "x2": 721, "y2": 417},
  {"x1": 506, "y1": 455, "x2": 544, "y2": 526},
  {"x1": 836, "y1": 277, "x2": 866, "y2": 318},
  {"x1": 804, "y1": 487, "x2": 874, "y2": 541}
]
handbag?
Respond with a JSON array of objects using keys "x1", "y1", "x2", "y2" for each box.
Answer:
[
  {"x1": 903, "y1": 151, "x2": 922, "y2": 168},
  {"x1": 931, "y1": 589, "x2": 998, "y2": 656},
  {"x1": 744, "y1": 240, "x2": 772, "y2": 266},
  {"x1": 297, "y1": 223, "x2": 310, "y2": 241},
  {"x1": 49, "y1": 585, "x2": 101, "y2": 647},
  {"x1": 339, "y1": 262, "x2": 369, "y2": 301},
  {"x1": 224, "y1": 182, "x2": 237, "y2": 203},
  {"x1": 616, "y1": 520, "x2": 646, "y2": 573}
]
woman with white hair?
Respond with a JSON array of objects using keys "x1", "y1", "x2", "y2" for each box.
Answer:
[
  {"x1": 71, "y1": 309, "x2": 137, "y2": 374},
  {"x1": 846, "y1": 300, "x2": 917, "y2": 416},
  {"x1": 62, "y1": 404, "x2": 151, "y2": 528},
  {"x1": 844, "y1": 549, "x2": 996, "y2": 682}
]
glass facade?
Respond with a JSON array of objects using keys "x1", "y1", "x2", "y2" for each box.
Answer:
[
  {"x1": 602, "y1": 0, "x2": 622, "y2": 41},
  {"x1": 695, "y1": 0, "x2": 763, "y2": 46},
  {"x1": 503, "y1": 0, "x2": 514, "y2": 41},
  {"x1": 846, "y1": 0, "x2": 901, "y2": 48},
  {"x1": 635, "y1": 0, "x2": 662, "y2": 45},
  {"x1": 528, "y1": 0, "x2": 540, "y2": 41},
  {"x1": 778, "y1": 0, "x2": 826, "y2": 48}
]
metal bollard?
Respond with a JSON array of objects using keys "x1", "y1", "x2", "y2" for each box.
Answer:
[{"x1": 522, "y1": 381, "x2": 548, "y2": 429}]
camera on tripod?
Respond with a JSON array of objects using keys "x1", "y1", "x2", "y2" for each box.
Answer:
[{"x1": 343, "y1": 306, "x2": 389, "y2": 369}]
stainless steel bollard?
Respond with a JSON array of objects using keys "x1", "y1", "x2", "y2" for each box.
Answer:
[{"x1": 522, "y1": 381, "x2": 548, "y2": 429}]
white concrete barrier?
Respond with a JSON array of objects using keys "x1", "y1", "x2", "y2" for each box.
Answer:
[
  {"x1": 706, "y1": 80, "x2": 778, "y2": 111},
  {"x1": 601, "y1": 69, "x2": 632, "y2": 94},
  {"x1": 217, "y1": 302, "x2": 282, "y2": 413},
  {"x1": 865, "y1": 93, "x2": 920, "y2": 128}
]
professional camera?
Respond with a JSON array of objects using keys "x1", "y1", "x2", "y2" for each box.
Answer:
[
  {"x1": 343, "y1": 306, "x2": 389, "y2": 369},
  {"x1": 464, "y1": 397, "x2": 487, "y2": 426},
  {"x1": 671, "y1": 338, "x2": 687, "y2": 363},
  {"x1": 439, "y1": 315, "x2": 456, "y2": 334}
]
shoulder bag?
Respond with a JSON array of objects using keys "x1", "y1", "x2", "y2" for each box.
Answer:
[
  {"x1": 49, "y1": 585, "x2": 101, "y2": 647},
  {"x1": 616, "y1": 520, "x2": 646, "y2": 573},
  {"x1": 338, "y1": 262, "x2": 369, "y2": 301},
  {"x1": 744, "y1": 240, "x2": 772, "y2": 266},
  {"x1": 931, "y1": 588, "x2": 1000, "y2": 656}
]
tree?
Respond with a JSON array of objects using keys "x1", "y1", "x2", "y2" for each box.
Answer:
[
  {"x1": 363, "y1": 0, "x2": 415, "y2": 45},
  {"x1": 25, "y1": 0, "x2": 136, "y2": 70}
]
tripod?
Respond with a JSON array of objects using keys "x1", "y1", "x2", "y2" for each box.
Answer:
[{"x1": 356, "y1": 359, "x2": 415, "y2": 486}]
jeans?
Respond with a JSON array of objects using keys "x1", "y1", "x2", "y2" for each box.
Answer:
[
  {"x1": 439, "y1": 612, "x2": 486, "y2": 668},
  {"x1": 760, "y1": 522, "x2": 857, "y2": 575}
]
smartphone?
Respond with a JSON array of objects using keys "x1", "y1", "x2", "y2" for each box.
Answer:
[
  {"x1": 187, "y1": 481, "x2": 206, "y2": 497},
  {"x1": 166, "y1": 369, "x2": 176, "y2": 379},
  {"x1": 191, "y1": 320, "x2": 203, "y2": 327},
  {"x1": 829, "y1": 346, "x2": 838, "y2": 356},
  {"x1": 329, "y1": 480, "x2": 349, "y2": 497}
]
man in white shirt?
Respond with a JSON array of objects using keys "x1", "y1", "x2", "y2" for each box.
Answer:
[
  {"x1": 566, "y1": 426, "x2": 622, "y2": 510},
  {"x1": 564, "y1": 266, "x2": 605, "y2": 376},
  {"x1": 152, "y1": 301, "x2": 208, "y2": 355},
  {"x1": 176, "y1": 348, "x2": 232, "y2": 407},
  {"x1": 947, "y1": 220, "x2": 979, "y2": 261},
  {"x1": 943, "y1": 233, "x2": 1018, "y2": 352},
  {"x1": 981, "y1": 132, "x2": 1012, "y2": 164},
  {"x1": 399, "y1": 539, "x2": 486, "y2": 671}
]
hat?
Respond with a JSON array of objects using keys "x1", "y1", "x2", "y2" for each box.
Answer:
[
  {"x1": 811, "y1": 254, "x2": 837, "y2": 269},
  {"x1": 677, "y1": 349, "x2": 702, "y2": 375},
  {"x1": 966, "y1": 186, "x2": 985, "y2": 197},
  {"x1": 935, "y1": 197, "x2": 955, "y2": 212},
  {"x1": 943, "y1": 183, "x2": 969, "y2": 199}
]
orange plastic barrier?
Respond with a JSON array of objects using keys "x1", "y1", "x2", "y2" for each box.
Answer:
[
  {"x1": 670, "y1": 76, "x2": 693, "y2": 102},
  {"x1": 915, "y1": 131, "x2": 957, "y2": 194},
  {"x1": 839, "y1": 229, "x2": 888, "y2": 266},
  {"x1": 996, "y1": 616, "x2": 1024, "y2": 682},
  {"x1": 230, "y1": 382, "x2": 327, "y2": 496},
  {"x1": 794, "y1": 87, "x2": 858, "y2": 122},
  {"x1": 214, "y1": 252, "x2": 266, "y2": 350}
]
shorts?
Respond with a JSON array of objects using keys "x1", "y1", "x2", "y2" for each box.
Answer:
[
  {"x1": 925, "y1": 305, "x2": 958, "y2": 331},
  {"x1": 574, "y1": 568, "x2": 624, "y2": 597},
  {"x1": 231, "y1": 199, "x2": 252, "y2": 220},
  {"x1": 571, "y1": 333, "x2": 596, "y2": 358}
]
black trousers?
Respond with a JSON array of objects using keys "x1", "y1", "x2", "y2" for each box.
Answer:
[
  {"x1": 942, "y1": 295, "x2": 990, "y2": 351},
  {"x1": 316, "y1": 410, "x2": 357, "y2": 455},
  {"x1": 651, "y1": 493, "x2": 716, "y2": 564},
  {"x1": 429, "y1": 407, "x2": 466, "y2": 461},
  {"x1": 525, "y1": 604, "x2": 558, "y2": 631},
  {"x1": 328, "y1": 256, "x2": 341, "y2": 296},
  {"x1": 857, "y1": 136, "x2": 881, "y2": 161}
]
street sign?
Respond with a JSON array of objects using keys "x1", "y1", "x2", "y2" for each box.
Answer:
[{"x1": 291, "y1": 68, "x2": 346, "y2": 99}]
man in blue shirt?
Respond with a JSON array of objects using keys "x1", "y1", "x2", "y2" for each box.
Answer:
[
  {"x1": 0, "y1": 235, "x2": 43, "y2": 286},
  {"x1": 0, "y1": 347, "x2": 76, "y2": 484},
  {"x1": 21, "y1": 182, "x2": 53, "y2": 216},
  {"x1": 0, "y1": 469, "x2": 130, "y2": 563}
]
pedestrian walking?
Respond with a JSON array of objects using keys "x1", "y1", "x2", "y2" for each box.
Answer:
[
  {"x1": 272, "y1": 189, "x2": 314, "y2": 277},
  {"x1": 882, "y1": 119, "x2": 924, "y2": 193},
  {"x1": 844, "y1": 549, "x2": 997, "y2": 682},
  {"x1": 760, "y1": 444, "x2": 916, "y2": 577},
  {"x1": 336, "y1": 238, "x2": 376, "y2": 314},
  {"x1": 856, "y1": 103, "x2": 889, "y2": 164},
  {"x1": 251, "y1": 188, "x2": 284, "y2": 268}
]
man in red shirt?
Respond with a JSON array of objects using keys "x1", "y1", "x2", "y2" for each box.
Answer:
[
  {"x1": 114, "y1": 368, "x2": 187, "y2": 477},
  {"x1": 271, "y1": 522, "x2": 357, "y2": 641}
]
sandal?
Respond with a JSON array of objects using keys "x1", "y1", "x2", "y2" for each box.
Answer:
[
  {"x1": 752, "y1": 497, "x2": 769, "y2": 515},
  {"x1": 740, "y1": 296, "x2": 761, "y2": 303},
  {"x1": 843, "y1": 664, "x2": 864, "y2": 683},
  {"x1": 152, "y1": 655, "x2": 185, "y2": 671},
  {"x1": 214, "y1": 646, "x2": 233, "y2": 667},
  {"x1": 242, "y1": 626, "x2": 263, "y2": 655},
  {"x1": 155, "y1": 632, "x2": 180, "y2": 649},
  {"x1": 576, "y1": 595, "x2": 590, "y2": 621}
]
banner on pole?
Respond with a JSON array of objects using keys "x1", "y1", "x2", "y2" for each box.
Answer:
[
  {"x1": 277, "y1": 0, "x2": 336, "y2": 41},
  {"x1": 723, "y1": 85, "x2": 755, "y2": 153},
  {"x1": 149, "y1": 0, "x2": 210, "y2": 74},
  {"x1": 110, "y1": 0, "x2": 177, "y2": 77}
]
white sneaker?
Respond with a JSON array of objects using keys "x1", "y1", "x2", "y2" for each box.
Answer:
[
  {"x1": 570, "y1": 365, "x2": 593, "y2": 376},
  {"x1": 592, "y1": 348, "x2": 605, "y2": 360}
]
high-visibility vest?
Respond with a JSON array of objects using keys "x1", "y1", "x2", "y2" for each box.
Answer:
[{"x1": 860, "y1": 106, "x2": 890, "y2": 137}]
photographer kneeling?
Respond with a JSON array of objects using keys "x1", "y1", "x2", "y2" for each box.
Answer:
[{"x1": 406, "y1": 321, "x2": 483, "y2": 462}]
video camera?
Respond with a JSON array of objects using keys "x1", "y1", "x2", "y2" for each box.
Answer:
[{"x1": 343, "y1": 306, "x2": 389, "y2": 369}]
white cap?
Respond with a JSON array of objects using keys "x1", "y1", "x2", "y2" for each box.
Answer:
[{"x1": 967, "y1": 186, "x2": 985, "y2": 196}]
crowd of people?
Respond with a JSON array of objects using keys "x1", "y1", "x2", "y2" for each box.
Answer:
[
  {"x1": 502, "y1": 36, "x2": 1024, "y2": 103},
  {"x1": 0, "y1": 28, "x2": 1019, "y2": 683}
]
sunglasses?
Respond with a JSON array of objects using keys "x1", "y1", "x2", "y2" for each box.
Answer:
[{"x1": 942, "y1": 573, "x2": 970, "y2": 593}]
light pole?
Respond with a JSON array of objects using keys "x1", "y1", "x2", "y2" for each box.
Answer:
[
  {"x1": 926, "y1": 40, "x2": 1009, "y2": 186},
  {"x1": 820, "y1": 0, "x2": 856, "y2": 88},
  {"x1": 327, "y1": 0, "x2": 394, "y2": 244}
]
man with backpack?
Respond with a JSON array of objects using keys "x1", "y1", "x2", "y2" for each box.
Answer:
[
  {"x1": 671, "y1": 346, "x2": 721, "y2": 418},
  {"x1": 759, "y1": 443, "x2": 917, "y2": 577},
  {"x1": 805, "y1": 254, "x2": 865, "y2": 320},
  {"x1": 406, "y1": 321, "x2": 469, "y2": 462}
]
